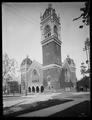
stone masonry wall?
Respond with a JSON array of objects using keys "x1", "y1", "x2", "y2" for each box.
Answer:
[{"x1": 42, "y1": 41, "x2": 61, "y2": 66}]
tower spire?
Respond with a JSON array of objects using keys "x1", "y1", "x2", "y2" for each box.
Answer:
[{"x1": 48, "y1": 3, "x2": 52, "y2": 8}]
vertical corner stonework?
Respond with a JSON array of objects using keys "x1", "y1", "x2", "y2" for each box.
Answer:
[{"x1": 40, "y1": 4, "x2": 62, "y2": 92}]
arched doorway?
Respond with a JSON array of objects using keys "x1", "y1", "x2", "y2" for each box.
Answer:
[
  {"x1": 32, "y1": 86, "x2": 35, "y2": 93},
  {"x1": 36, "y1": 86, "x2": 39, "y2": 93},
  {"x1": 41, "y1": 86, "x2": 44, "y2": 92},
  {"x1": 28, "y1": 87, "x2": 31, "y2": 92}
]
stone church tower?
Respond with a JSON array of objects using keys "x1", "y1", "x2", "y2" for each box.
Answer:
[
  {"x1": 40, "y1": 4, "x2": 62, "y2": 91},
  {"x1": 20, "y1": 4, "x2": 77, "y2": 94}
]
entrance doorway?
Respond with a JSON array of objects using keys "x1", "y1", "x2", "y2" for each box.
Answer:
[
  {"x1": 41, "y1": 86, "x2": 44, "y2": 92},
  {"x1": 32, "y1": 86, "x2": 35, "y2": 93},
  {"x1": 36, "y1": 86, "x2": 39, "y2": 93},
  {"x1": 28, "y1": 87, "x2": 31, "y2": 92}
]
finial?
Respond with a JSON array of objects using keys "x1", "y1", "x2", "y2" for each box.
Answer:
[
  {"x1": 48, "y1": 3, "x2": 52, "y2": 8},
  {"x1": 58, "y1": 13, "x2": 60, "y2": 18},
  {"x1": 67, "y1": 55, "x2": 69, "y2": 58},
  {"x1": 40, "y1": 12, "x2": 42, "y2": 17},
  {"x1": 26, "y1": 54, "x2": 29, "y2": 58}
]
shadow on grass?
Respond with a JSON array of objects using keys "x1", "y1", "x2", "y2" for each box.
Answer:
[
  {"x1": 4, "y1": 99, "x2": 73, "y2": 117},
  {"x1": 50, "y1": 101, "x2": 90, "y2": 117}
]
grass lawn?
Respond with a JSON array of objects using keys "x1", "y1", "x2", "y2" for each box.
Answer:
[
  {"x1": 50, "y1": 100, "x2": 90, "y2": 117},
  {"x1": 3, "y1": 98, "x2": 73, "y2": 117}
]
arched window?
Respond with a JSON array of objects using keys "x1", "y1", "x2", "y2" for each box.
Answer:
[
  {"x1": 33, "y1": 69, "x2": 37, "y2": 75},
  {"x1": 44, "y1": 25, "x2": 51, "y2": 34},
  {"x1": 47, "y1": 75, "x2": 51, "y2": 82},
  {"x1": 65, "y1": 69, "x2": 70, "y2": 82},
  {"x1": 54, "y1": 25, "x2": 58, "y2": 36},
  {"x1": 32, "y1": 69, "x2": 39, "y2": 83}
]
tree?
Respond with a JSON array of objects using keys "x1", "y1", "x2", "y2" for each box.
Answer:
[
  {"x1": 3, "y1": 53, "x2": 10, "y2": 95},
  {"x1": 2, "y1": 53, "x2": 19, "y2": 95},
  {"x1": 77, "y1": 76, "x2": 90, "y2": 91},
  {"x1": 83, "y1": 38, "x2": 90, "y2": 73},
  {"x1": 73, "y1": 2, "x2": 90, "y2": 73},
  {"x1": 80, "y1": 62, "x2": 87, "y2": 78},
  {"x1": 73, "y1": 1, "x2": 90, "y2": 28}
]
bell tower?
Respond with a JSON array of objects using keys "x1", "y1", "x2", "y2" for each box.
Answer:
[{"x1": 40, "y1": 4, "x2": 62, "y2": 90}]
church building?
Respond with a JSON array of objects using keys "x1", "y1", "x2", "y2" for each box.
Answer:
[
  {"x1": 20, "y1": 4, "x2": 77, "y2": 95},
  {"x1": 60, "y1": 55, "x2": 77, "y2": 91},
  {"x1": 20, "y1": 58, "x2": 44, "y2": 94}
]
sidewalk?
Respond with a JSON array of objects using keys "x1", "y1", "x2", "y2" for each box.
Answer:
[{"x1": 17, "y1": 97, "x2": 89, "y2": 117}]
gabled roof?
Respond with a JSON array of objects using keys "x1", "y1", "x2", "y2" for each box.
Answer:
[
  {"x1": 62, "y1": 60, "x2": 71, "y2": 72},
  {"x1": 62, "y1": 58, "x2": 76, "y2": 83},
  {"x1": 62, "y1": 57, "x2": 76, "y2": 72},
  {"x1": 66, "y1": 57, "x2": 75, "y2": 66}
]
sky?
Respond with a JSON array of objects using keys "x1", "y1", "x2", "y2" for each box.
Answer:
[{"x1": 2, "y1": 2, "x2": 89, "y2": 80}]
